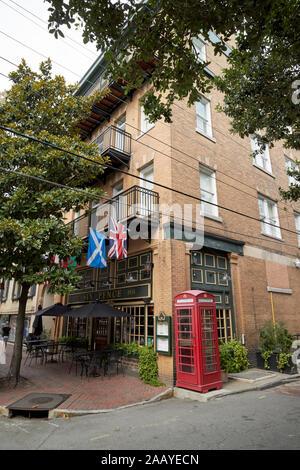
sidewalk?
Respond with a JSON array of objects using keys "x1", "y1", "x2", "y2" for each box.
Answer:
[
  {"x1": 0, "y1": 344, "x2": 171, "y2": 417},
  {"x1": 174, "y1": 368, "x2": 300, "y2": 402},
  {"x1": 1, "y1": 344, "x2": 299, "y2": 417}
]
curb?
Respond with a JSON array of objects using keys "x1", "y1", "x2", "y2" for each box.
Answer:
[
  {"x1": 50, "y1": 388, "x2": 174, "y2": 418},
  {"x1": 173, "y1": 374, "x2": 300, "y2": 403}
]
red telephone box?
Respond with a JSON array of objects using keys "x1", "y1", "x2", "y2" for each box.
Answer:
[{"x1": 175, "y1": 290, "x2": 222, "y2": 393}]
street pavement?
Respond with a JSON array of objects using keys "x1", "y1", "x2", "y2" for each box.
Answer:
[{"x1": 0, "y1": 380, "x2": 299, "y2": 451}]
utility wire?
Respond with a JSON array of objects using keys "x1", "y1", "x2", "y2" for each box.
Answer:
[
  {"x1": 1, "y1": 51, "x2": 297, "y2": 220},
  {"x1": 0, "y1": 58, "x2": 298, "y2": 236},
  {"x1": 1, "y1": 124, "x2": 299, "y2": 239},
  {"x1": 1, "y1": 164, "x2": 299, "y2": 256},
  {"x1": 0, "y1": 30, "x2": 81, "y2": 78},
  {"x1": 0, "y1": 0, "x2": 96, "y2": 62},
  {"x1": 6, "y1": 0, "x2": 98, "y2": 57}
]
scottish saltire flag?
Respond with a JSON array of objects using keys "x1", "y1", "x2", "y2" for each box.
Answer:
[
  {"x1": 87, "y1": 228, "x2": 107, "y2": 268},
  {"x1": 108, "y1": 217, "x2": 127, "y2": 259}
]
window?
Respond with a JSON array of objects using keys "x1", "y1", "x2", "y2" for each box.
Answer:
[
  {"x1": 192, "y1": 36, "x2": 206, "y2": 62},
  {"x1": 250, "y1": 135, "x2": 272, "y2": 173},
  {"x1": 258, "y1": 195, "x2": 281, "y2": 239},
  {"x1": 115, "y1": 114, "x2": 126, "y2": 151},
  {"x1": 140, "y1": 164, "x2": 154, "y2": 217},
  {"x1": 94, "y1": 132, "x2": 103, "y2": 154},
  {"x1": 196, "y1": 97, "x2": 212, "y2": 138},
  {"x1": 140, "y1": 105, "x2": 154, "y2": 134},
  {"x1": 285, "y1": 156, "x2": 299, "y2": 186},
  {"x1": 12, "y1": 280, "x2": 21, "y2": 300},
  {"x1": 295, "y1": 213, "x2": 300, "y2": 247},
  {"x1": 199, "y1": 166, "x2": 218, "y2": 218},
  {"x1": 0, "y1": 279, "x2": 10, "y2": 302},
  {"x1": 112, "y1": 180, "x2": 124, "y2": 221},
  {"x1": 73, "y1": 210, "x2": 80, "y2": 235},
  {"x1": 90, "y1": 200, "x2": 99, "y2": 230}
]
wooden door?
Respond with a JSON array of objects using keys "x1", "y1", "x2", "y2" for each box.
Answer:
[{"x1": 94, "y1": 318, "x2": 109, "y2": 350}]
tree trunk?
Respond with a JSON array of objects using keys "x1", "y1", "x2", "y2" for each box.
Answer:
[{"x1": 8, "y1": 283, "x2": 30, "y2": 385}]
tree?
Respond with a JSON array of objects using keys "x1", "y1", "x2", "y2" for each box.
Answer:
[
  {"x1": 0, "y1": 59, "x2": 106, "y2": 383},
  {"x1": 45, "y1": 0, "x2": 300, "y2": 199}
]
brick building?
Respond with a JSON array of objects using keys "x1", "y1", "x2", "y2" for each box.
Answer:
[{"x1": 56, "y1": 35, "x2": 300, "y2": 385}]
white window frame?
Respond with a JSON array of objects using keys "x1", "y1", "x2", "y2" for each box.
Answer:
[
  {"x1": 140, "y1": 164, "x2": 154, "y2": 217},
  {"x1": 196, "y1": 97, "x2": 213, "y2": 139},
  {"x1": 140, "y1": 104, "x2": 154, "y2": 134},
  {"x1": 112, "y1": 180, "x2": 124, "y2": 221},
  {"x1": 250, "y1": 135, "x2": 272, "y2": 174},
  {"x1": 295, "y1": 213, "x2": 300, "y2": 247},
  {"x1": 258, "y1": 195, "x2": 281, "y2": 239},
  {"x1": 285, "y1": 156, "x2": 299, "y2": 187},
  {"x1": 200, "y1": 166, "x2": 218, "y2": 218},
  {"x1": 73, "y1": 210, "x2": 80, "y2": 235},
  {"x1": 192, "y1": 36, "x2": 206, "y2": 62}
]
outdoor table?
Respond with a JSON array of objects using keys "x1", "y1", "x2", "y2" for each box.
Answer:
[
  {"x1": 68, "y1": 350, "x2": 92, "y2": 376},
  {"x1": 81, "y1": 350, "x2": 111, "y2": 379}
]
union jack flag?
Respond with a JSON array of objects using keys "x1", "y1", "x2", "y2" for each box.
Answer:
[{"x1": 108, "y1": 217, "x2": 127, "y2": 259}]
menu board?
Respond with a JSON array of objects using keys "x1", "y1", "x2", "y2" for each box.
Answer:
[{"x1": 155, "y1": 315, "x2": 172, "y2": 355}]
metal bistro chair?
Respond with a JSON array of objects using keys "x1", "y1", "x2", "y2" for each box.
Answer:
[
  {"x1": 106, "y1": 349, "x2": 125, "y2": 377},
  {"x1": 68, "y1": 350, "x2": 90, "y2": 376},
  {"x1": 82, "y1": 350, "x2": 111, "y2": 380},
  {"x1": 24, "y1": 340, "x2": 47, "y2": 366},
  {"x1": 43, "y1": 341, "x2": 61, "y2": 365}
]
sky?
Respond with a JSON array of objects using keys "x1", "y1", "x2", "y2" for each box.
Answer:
[{"x1": 0, "y1": 0, "x2": 99, "y2": 92}]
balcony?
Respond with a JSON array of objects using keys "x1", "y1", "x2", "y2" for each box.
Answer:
[
  {"x1": 70, "y1": 185, "x2": 159, "y2": 239},
  {"x1": 94, "y1": 125, "x2": 131, "y2": 169}
]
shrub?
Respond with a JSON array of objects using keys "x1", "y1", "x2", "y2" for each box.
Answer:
[
  {"x1": 138, "y1": 345, "x2": 165, "y2": 386},
  {"x1": 219, "y1": 339, "x2": 250, "y2": 373},
  {"x1": 111, "y1": 343, "x2": 165, "y2": 386},
  {"x1": 259, "y1": 321, "x2": 294, "y2": 354}
]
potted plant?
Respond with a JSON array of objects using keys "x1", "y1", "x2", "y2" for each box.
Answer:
[
  {"x1": 257, "y1": 321, "x2": 296, "y2": 374},
  {"x1": 219, "y1": 339, "x2": 250, "y2": 382}
]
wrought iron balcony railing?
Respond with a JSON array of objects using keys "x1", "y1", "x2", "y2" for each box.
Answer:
[
  {"x1": 70, "y1": 185, "x2": 159, "y2": 239},
  {"x1": 94, "y1": 125, "x2": 131, "y2": 168}
]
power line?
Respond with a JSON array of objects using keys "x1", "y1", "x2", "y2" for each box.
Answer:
[
  {"x1": 1, "y1": 164, "x2": 299, "y2": 256},
  {"x1": 1, "y1": 51, "x2": 297, "y2": 222},
  {"x1": 1, "y1": 124, "x2": 299, "y2": 240},
  {"x1": 0, "y1": 30, "x2": 81, "y2": 78},
  {"x1": 6, "y1": 0, "x2": 98, "y2": 57},
  {"x1": 75, "y1": 62, "x2": 298, "y2": 218},
  {"x1": 0, "y1": 0, "x2": 96, "y2": 62}
]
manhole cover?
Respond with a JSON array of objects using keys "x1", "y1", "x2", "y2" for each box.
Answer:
[
  {"x1": 8, "y1": 393, "x2": 71, "y2": 411},
  {"x1": 28, "y1": 396, "x2": 54, "y2": 405}
]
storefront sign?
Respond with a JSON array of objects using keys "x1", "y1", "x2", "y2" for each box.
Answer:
[{"x1": 68, "y1": 284, "x2": 151, "y2": 304}]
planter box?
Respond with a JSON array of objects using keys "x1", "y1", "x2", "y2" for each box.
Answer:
[{"x1": 256, "y1": 352, "x2": 297, "y2": 375}]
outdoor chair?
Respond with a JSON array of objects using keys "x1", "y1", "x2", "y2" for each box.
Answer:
[
  {"x1": 43, "y1": 342, "x2": 61, "y2": 365},
  {"x1": 24, "y1": 341, "x2": 47, "y2": 366},
  {"x1": 68, "y1": 350, "x2": 90, "y2": 375},
  {"x1": 106, "y1": 349, "x2": 125, "y2": 377}
]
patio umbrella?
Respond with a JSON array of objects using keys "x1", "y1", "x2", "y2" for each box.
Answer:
[
  {"x1": 34, "y1": 302, "x2": 72, "y2": 317},
  {"x1": 32, "y1": 314, "x2": 43, "y2": 336},
  {"x1": 65, "y1": 301, "x2": 130, "y2": 319}
]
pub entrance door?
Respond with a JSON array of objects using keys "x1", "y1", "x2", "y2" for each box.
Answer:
[{"x1": 94, "y1": 318, "x2": 109, "y2": 350}]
